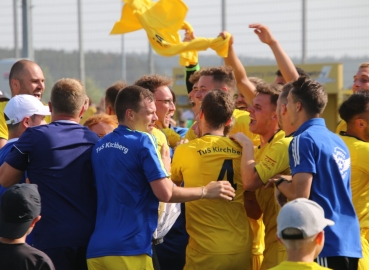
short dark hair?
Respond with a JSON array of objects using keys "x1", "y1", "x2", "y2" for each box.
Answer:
[
  {"x1": 339, "y1": 90, "x2": 369, "y2": 122},
  {"x1": 279, "y1": 82, "x2": 294, "y2": 104},
  {"x1": 51, "y1": 78, "x2": 86, "y2": 117},
  {"x1": 290, "y1": 77, "x2": 327, "y2": 116},
  {"x1": 201, "y1": 89, "x2": 234, "y2": 130},
  {"x1": 255, "y1": 83, "x2": 282, "y2": 107},
  {"x1": 115, "y1": 85, "x2": 155, "y2": 123},
  {"x1": 134, "y1": 75, "x2": 172, "y2": 93},
  {"x1": 199, "y1": 66, "x2": 236, "y2": 91},
  {"x1": 188, "y1": 71, "x2": 201, "y2": 84},
  {"x1": 275, "y1": 67, "x2": 309, "y2": 79},
  {"x1": 9, "y1": 60, "x2": 38, "y2": 91},
  {"x1": 105, "y1": 81, "x2": 127, "y2": 112}
]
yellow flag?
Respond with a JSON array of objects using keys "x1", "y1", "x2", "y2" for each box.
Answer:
[{"x1": 110, "y1": 0, "x2": 230, "y2": 66}]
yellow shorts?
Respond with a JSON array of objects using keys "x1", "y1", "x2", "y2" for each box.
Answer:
[
  {"x1": 87, "y1": 254, "x2": 153, "y2": 270},
  {"x1": 260, "y1": 241, "x2": 286, "y2": 270},
  {"x1": 184, "y1": 246, "x2": 252, "y2": 270}
]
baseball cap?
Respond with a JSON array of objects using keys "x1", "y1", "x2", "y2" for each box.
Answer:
[
  {"x1": 4, "y1": 94, "x2": 50, "y2": 125},
  {"x1": 0, "y1": 90, "x2": 9, "y2": 101},
  {"x1": 277, "y1": 198, "x2": 334, "y2": 240},
  {"x1": 0, "y1": 184, "x2": 41, "y2": 239}
]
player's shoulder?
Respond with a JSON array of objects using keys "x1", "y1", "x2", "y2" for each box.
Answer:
[{"x1": 233, "y1": 108, "x2": 250, "y2": 119}]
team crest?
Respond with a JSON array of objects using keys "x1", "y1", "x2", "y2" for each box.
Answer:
[{"x1": 332, "y1": 147, "x2": 350, "y2": 179}]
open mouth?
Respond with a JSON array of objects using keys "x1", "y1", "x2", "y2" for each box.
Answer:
[{"x1": 33, "y1": 92, "x2": 42, "y2": 100}]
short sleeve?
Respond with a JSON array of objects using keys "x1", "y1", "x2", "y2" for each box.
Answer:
[
  {"x1": 255, "y1": 140, "x2": 290, "y2": 184},
  {"x1": 289, "y1": 134, "x2": 316, "y2": 176},
  {"x1": 5, "y1": 128, "x2": 34, "y2": 171},
  {"x1": 170, "y1": 145, "x2": 185, "y2": 182},
  {"x1": 185, "y1": 123, "x2": 197, "y2": 141},
  {"x1": 140, "y1": 134, "x2": 169, "y2": 182}
]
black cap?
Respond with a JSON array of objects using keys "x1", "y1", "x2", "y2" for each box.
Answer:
[{"x1": 0, "y1": 184, "x2": 41, "y2": 239}]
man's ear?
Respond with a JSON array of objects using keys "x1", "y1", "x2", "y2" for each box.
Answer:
[
  {"x1": 30, "y1": 215, "x2": 42, "y2": 228},
  {"x1": 126, "y1": 109, "x2": 134, "y2": 120},
  {"x1": 296, "y1": 101, "x2": 302, "y2": 112},
  {"x1": 48, "y1": 102, "x2": 53, "y2": 113},
  {"x1": 199, "y1": 110, "x2": 204, "y2": 120},
  {"x1": 10, "y1": 79, "x2": 20, "y2": 96},
  {"x1": 21, "y1": 116, "x2": 31, "y2": 128},
  {"x1": 225, "y1": 117, "x2": 232, "y2": 127},
  {"x1": 315, "y1": 231, "x2": 324, "y2": 246}
]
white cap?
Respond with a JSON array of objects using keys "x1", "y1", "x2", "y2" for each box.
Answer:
[
  {"x1": 277, "y1": 198, "x2": 335, "y2": 240},
  {"x1": 4, "y1": 94, "x2": 50, "y2": 125}
]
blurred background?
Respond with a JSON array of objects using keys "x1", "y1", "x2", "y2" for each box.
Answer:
[{"x1": 0, "y1": 0, "x2": 368, "y2": 107}]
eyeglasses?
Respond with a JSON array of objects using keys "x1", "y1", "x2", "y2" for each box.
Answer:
[{"x1": 156, "y1": 99, "x2": 174, "y2": 105}]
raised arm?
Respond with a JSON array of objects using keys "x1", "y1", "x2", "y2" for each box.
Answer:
[
  {"x1": 250, "y1": 23, "x2": 299, "y2": 83},
  {"x1": 222, "y1": 33, "x2": 256, "y2": 106}
]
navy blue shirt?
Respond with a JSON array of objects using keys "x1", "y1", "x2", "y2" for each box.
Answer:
[
  {"x1": 289, "y1": 118, "x2": 361, "y2": 258},
  {"x1": 5, "y1": 121, "x2": 99, "y2": 250}
]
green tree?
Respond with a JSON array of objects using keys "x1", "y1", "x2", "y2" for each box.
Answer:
[{"x1": 85, "y1": 77, "x2": 103, "y2": 104}]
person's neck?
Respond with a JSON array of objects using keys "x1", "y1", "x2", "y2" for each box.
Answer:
[
  {"x1": 201, "y1": 126, "x2": 224, "y2": 136},
  {"x1": 345, "y1": 127, "x2": 367, "y2": 142},
  {"x1": 285, "y1": 249, "x2": 317, "y2": 263},
  {"x1": 0, "y1": 236, "x2": 26, "y2": 244},
  {"x1": 8, "y1": 130, "x2": 23, "y2": 140},
  {"x1": 259, "y1": 126, "x2": 280, "y2": 147},
  {"x1": 52, "y1": 114, "x2": 80, "y2": 123}
]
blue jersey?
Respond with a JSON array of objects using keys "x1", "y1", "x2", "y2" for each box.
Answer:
[
  {"x1": 5, "y1": 121, "x2": 99, "y2": 250},
  {"x1": 289, "y1": 118, "x2": 361, "y2": 258},
  {"x1": 0, "y1": 139, "x2": 20, "y2": 198},
  {"x1": 87, "y1": 125, "x2": 169, "y2": 259}
]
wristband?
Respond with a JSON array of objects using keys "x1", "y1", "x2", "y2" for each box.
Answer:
[{"x1": 275, "y1": 177, "x2": 288, "y2": 190}]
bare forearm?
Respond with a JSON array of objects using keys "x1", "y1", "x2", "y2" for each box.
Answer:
[
  {"x1": 169, "y1": 185, "x2": 203, "y2": 203},
  {"x1": 278, "y1": 180, "x2": 296, "y2": 200},
  {"x1": 269, "y1": 41, "x2": 299, "y2": 83},
  {"x1": 241, "y1": 144, "x2": 263, "y2": 191},
  {"x1": 224, "y1": 45, "x2": 256, "y2": 104}
]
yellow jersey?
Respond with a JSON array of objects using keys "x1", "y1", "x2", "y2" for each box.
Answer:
[
  {"x1": 254, "y1": 130, "x2": 291, "y2": 268},
  {"x1": 270, "y1": 261, "x2": 331, "y2": 270},
  {"x1": 80, "y1": 106, "x2": 97, "y2": 125},
  {"x1": 0, "y1": 101, "x2": 8, "y2": 140},
  {"x1": 339, "y1": 133, "x2": 369, "y2": 229},
  {"x1": 171, "y1": 135, "x2": 252, "y2": 254},
  {"x1": 162, "y1": 127, "x2": 181, "y2": 148},
  {"x1": 151, "y1": 127, "x2": 168, "y2": 154},
  {"x1": 185, "y1": 109, "x2": 260, "y2": 146},
  {"x1": 336, "y1": 120, "x2": 347, "y2": 134}
]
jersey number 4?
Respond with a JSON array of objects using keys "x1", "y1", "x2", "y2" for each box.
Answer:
[{"x1": 217, "y1": 159, "x2": 237, "y2": 190}]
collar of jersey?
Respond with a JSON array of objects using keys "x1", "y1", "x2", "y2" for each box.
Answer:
[{"x1": 294, "y1": 118, "x2": 325, "y2": 137}]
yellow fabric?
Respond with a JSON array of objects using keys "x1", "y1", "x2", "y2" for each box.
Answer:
[
  {"x1": 110, "y1": 0, "x2": 230, "y2": 66},
  {"x1": 248, "y1": 216, "x2": 265, "y2": 258},
  {"x1": 253, "y1": 130, "x2": 291, "y2": 269},
  {"x1": 359, "y1": 233, "x2": 369, "y2": 270},
  {"x1": 162, "y1": 127, "x2": 181, "y2": 148},
  {"x1": 151, "y1": 127, "x2": 168, "y2": 154},
  {"x1": 80, "y1": 106, "x2": 97, "y2": 125},
  {"x1": 339, "y1": 134, "x2": 369, "y2": 228},
  {"x1": 87, "y1": 254, "x2": 153, "y2": 270},
  {"x1": 252, "y1": 253, "x2": 263, "y2": 270},
  {"x1": 269, "y1": 261, "x2": 331, "y2": 270},
  {"x1": 184, "y1": 246, "x2": 252, "y2": 270},
  {"x1": 185, "y1": 110, "x2": 260, "y2": 145},
  {"x1": 171, "y1": 135, "x2": 252, "y2": 255},
  {"x1": 335, "y1": 120, "x2": 347, "y2": 133},
  {"x1": 255, "y1": 132, "x2": 292, "y2": 184},
  {"x1": 0, "y1": 101, "x2": 8, "y2": 140}
]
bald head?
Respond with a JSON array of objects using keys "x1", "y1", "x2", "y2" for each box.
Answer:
[{"x1": 9, "y1": 60, "x2": 45, "y2": 100}]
